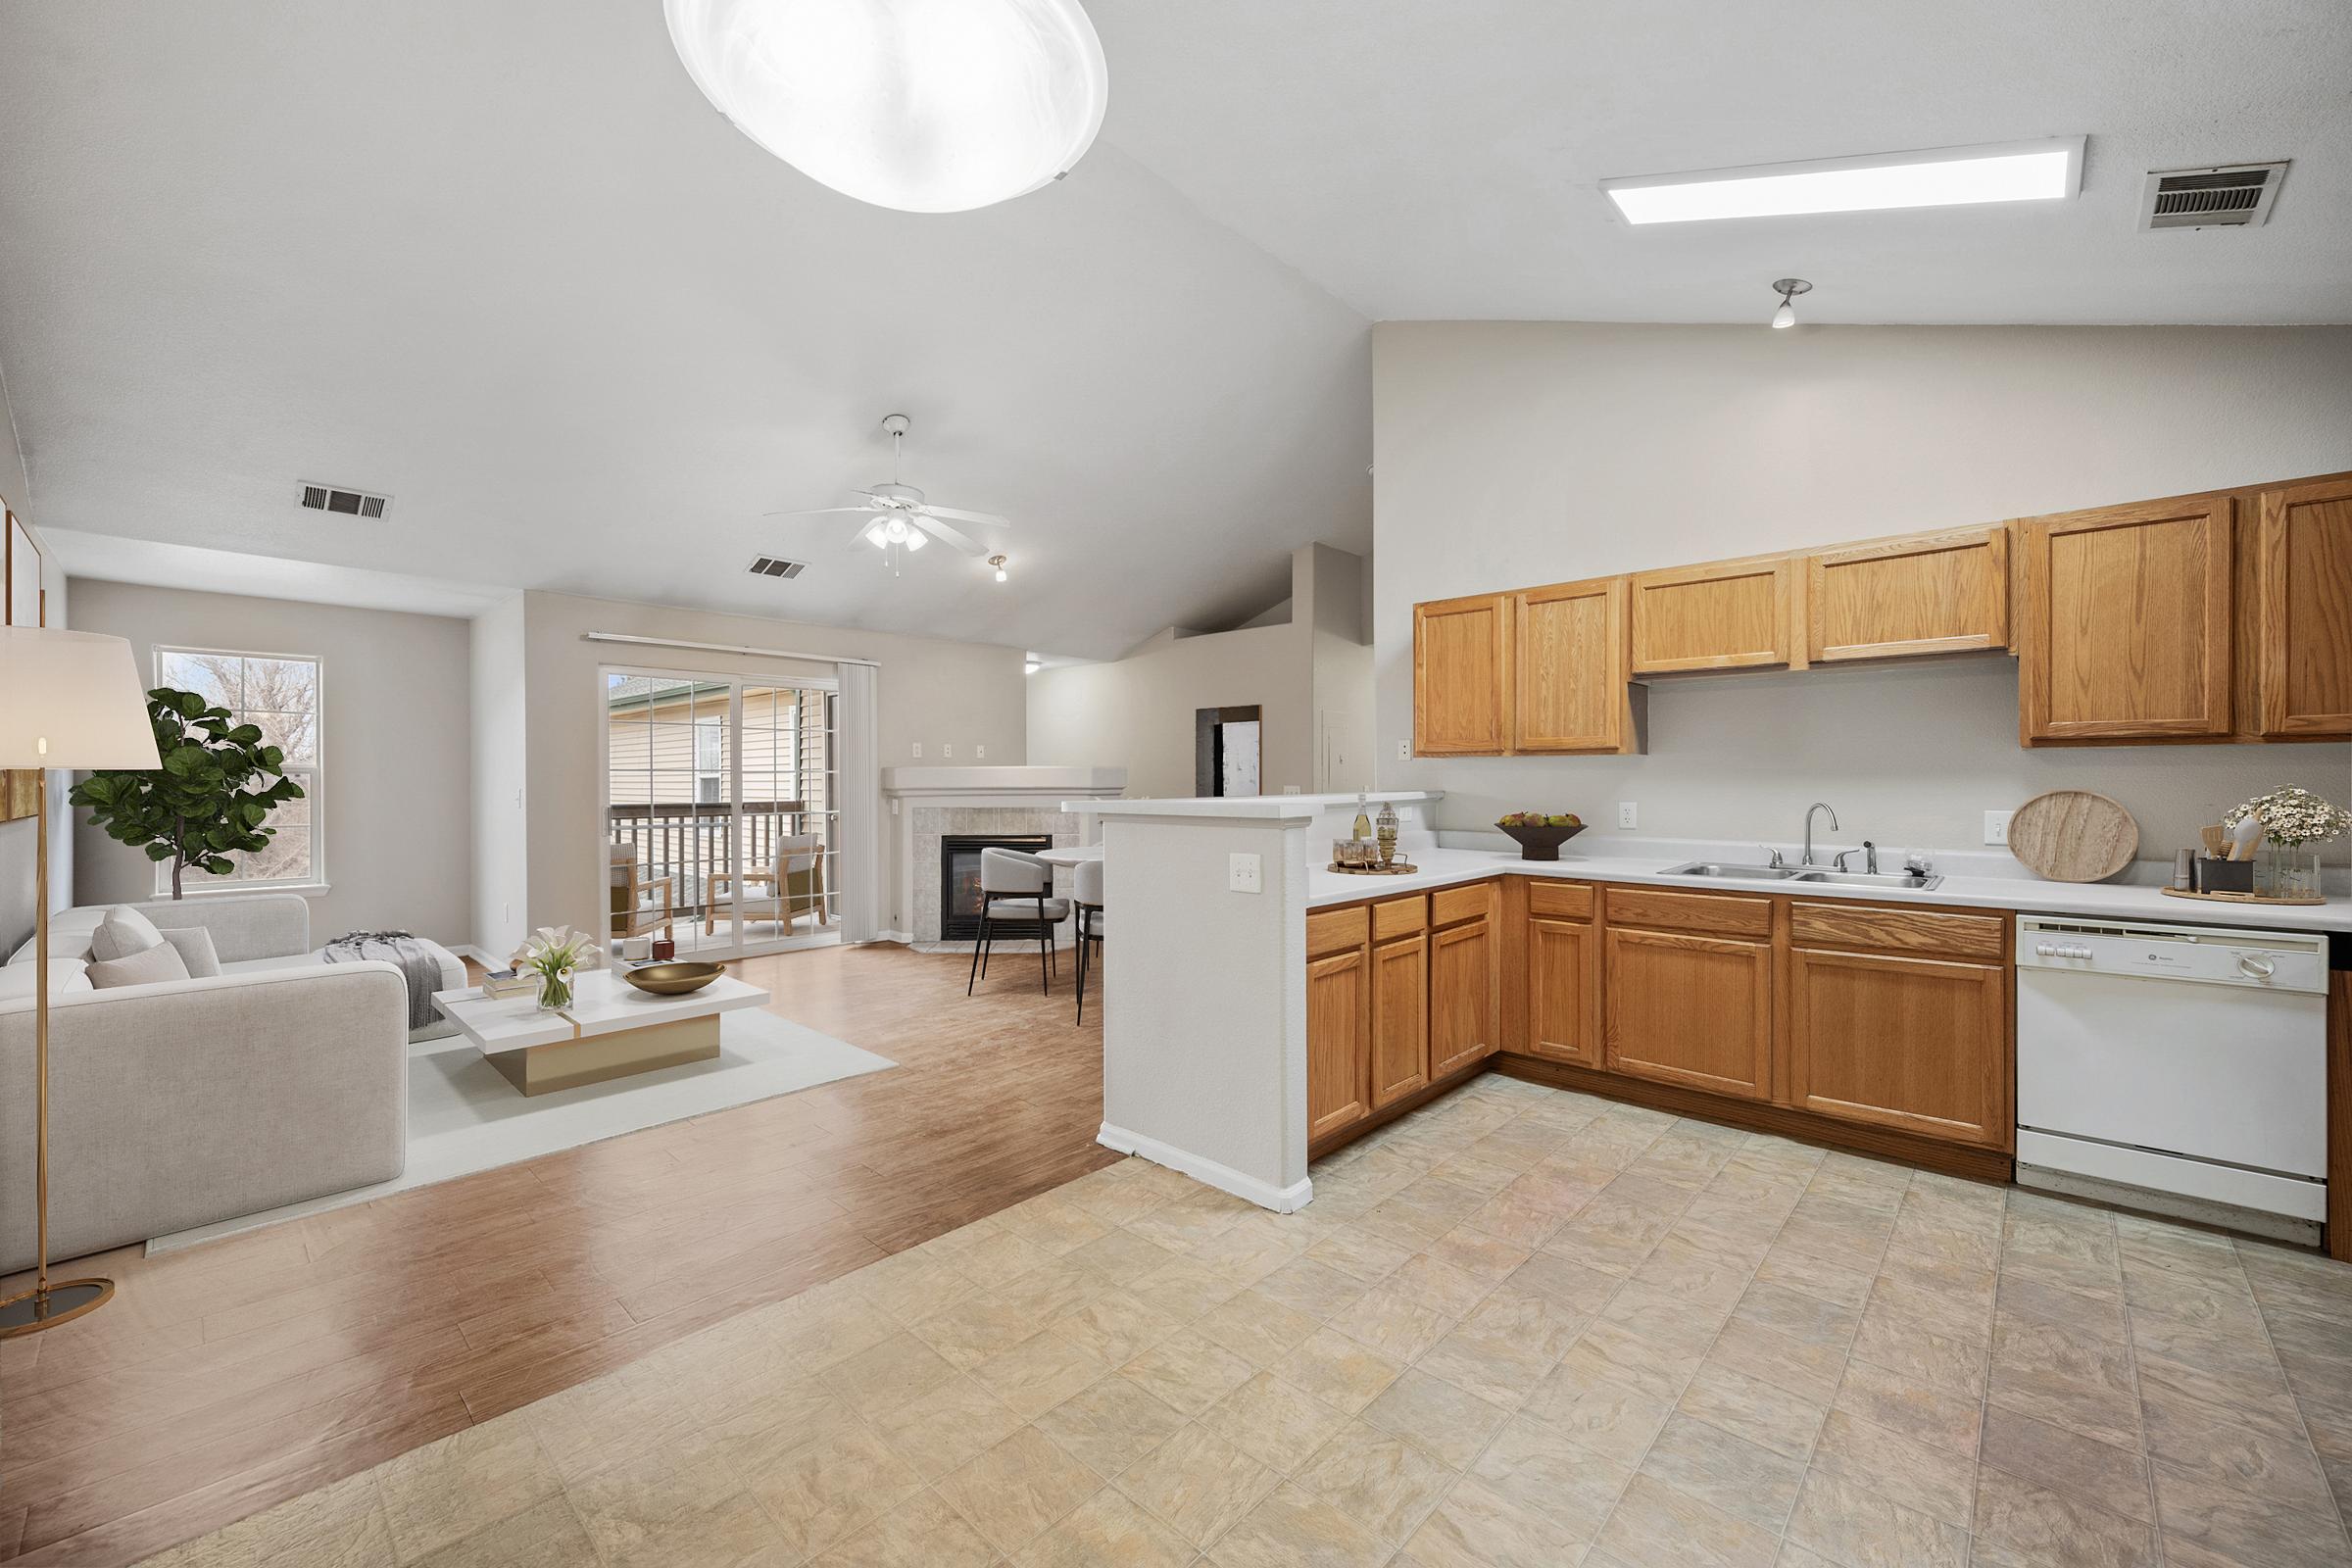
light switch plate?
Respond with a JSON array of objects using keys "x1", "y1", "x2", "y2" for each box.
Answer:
[
  {"x1": 1984, "y1": 808, "x2": 2014, "y2": 846},
  {"x1": 1618, "y1": 802, "x2": 1639, "y2": 830},
  {"x1": 1228, "y1": 853, "x2": 1262, "y2": 894}
]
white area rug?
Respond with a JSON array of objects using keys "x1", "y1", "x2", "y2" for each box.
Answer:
[{"x1": 147, "y1": 1008, "x2": 895, "y2": 1253}]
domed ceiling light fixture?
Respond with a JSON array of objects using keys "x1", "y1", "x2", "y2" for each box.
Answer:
[
  {"x1": 1770, "y1": 277, "x2": 1811, "y2": 329},
  {"x1": 663, "y1": 0, "x2": 1109, "y2": 214}
]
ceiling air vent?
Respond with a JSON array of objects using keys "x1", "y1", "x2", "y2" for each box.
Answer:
[
  {"x1": 299, "y1": 482, "x2": 390, "y2": 518},
  {"x1": 747, "y1": 555, "x2": 808, "y2": 579},
  {"x1": 2138, "y1": 162, "x2": 2286, "y2": 230}
]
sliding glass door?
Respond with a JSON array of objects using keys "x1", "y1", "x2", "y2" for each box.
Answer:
[{"x1": 602, "y1": 666, "x2": 840, "y2": 960}]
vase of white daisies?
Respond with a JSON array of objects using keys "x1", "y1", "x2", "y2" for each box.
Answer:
[{"x1": 2224, "y1": 788, "x2": 2348, "y2": 902}]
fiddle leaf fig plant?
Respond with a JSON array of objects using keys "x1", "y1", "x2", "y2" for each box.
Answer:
[{"x1": 70, "y1": 687, "x2": 306, "y2": 899}]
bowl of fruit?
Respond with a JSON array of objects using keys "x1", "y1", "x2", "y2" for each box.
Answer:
[{"x1": 1495, "y1": 810, "x2": 1586, "y2": 861}]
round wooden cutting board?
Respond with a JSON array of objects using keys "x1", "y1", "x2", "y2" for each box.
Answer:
[{"x1": 2007, "y1": 789, "x2": 2139, "y2": 882}]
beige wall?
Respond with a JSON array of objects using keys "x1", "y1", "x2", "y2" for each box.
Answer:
[
  {"x1": 1373, "y1": 322, "x2": 2352, "y2": 864},
  {"x1": 68, "y1": 581, "x2": 476, "y2": 940},
  {"x1": 1028, "y1": 544, "x2": 1375, "y2": 799},
  {"x1": 0, "y1": 358, "x2": 68, "y2": 957},
  {"x1": 517, "y1": 591, "x2": 1028, "y2": 940},
  {"x1": 469, "y1": 594, "x2": 529, "y2": 958}
]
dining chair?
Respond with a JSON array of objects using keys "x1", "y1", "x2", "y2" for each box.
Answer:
[
  {"x1": 1072, "y1": 857, "x2": 1104, "y2": 1024},
  {"x1": 967, "y1": 847, "x2": 1070, "y2": 997}
]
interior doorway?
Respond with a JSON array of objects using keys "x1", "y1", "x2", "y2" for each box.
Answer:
[
  {"x1": 1195, "y1": 704, "x2": 1264, "y2": 797},
  {"x1": 601, "y1": 665, "x2": 843, "y2": 960}
]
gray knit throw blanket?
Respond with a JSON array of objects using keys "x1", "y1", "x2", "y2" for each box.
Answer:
[{"x1": 322, "y1": 930, "x2": 441, "y2": 1031}]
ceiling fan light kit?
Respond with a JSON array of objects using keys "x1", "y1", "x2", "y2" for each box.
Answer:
[
  {"x1": 763, "y1": 416, "x2": 1013, "y2": 580},
  {"x1": 663, "y1": 0, "x2": 1109, "y2": 214}
]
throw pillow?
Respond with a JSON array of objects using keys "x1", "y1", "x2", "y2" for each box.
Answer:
[
  {"x1": 0, "y1": 958, "x2": 92, "y2": 999},
  {"x1": 159, "y1": 927, "x2": 222, "y2": 978},
  {"x1": 88, "y1": 906, "x2": 167, "y2": 962},
  {"x1": 85, "y1": 941, "x2": 191, "y2": 990}
]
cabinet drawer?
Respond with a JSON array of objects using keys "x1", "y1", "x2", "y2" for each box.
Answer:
[
  {"x1": 1372, "y1": 895, "x2": 1428, "y2": 943},
  {"x1": 1527, "y1": 881, "x2": 1594, "y2": 919},
  {"x1": 1307, "y1": 906, "x2": 1369, "y2": 958},
  {"x1": 1431, "y1": 881, "x2": 1495, "y2": 928},
  {"x1": 1789, "y1": 901, "x2": 2005, "y2": 960},
  {"x1": 1604, "y1": 885, "x2": 1773, "y2": 938}
]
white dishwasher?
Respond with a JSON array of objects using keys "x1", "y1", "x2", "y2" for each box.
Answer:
[{"x1": 2015, "y1": 914, "x2": 2330, "y2": 1243}]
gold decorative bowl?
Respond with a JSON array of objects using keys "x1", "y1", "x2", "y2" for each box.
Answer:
[{"x1": 620, "y1": 960, "x2": 724, "y2": 996}]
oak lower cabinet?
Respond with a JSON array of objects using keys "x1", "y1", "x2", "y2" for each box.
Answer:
[
  {"x1": 1786, "y1": 947, "x2": 2010, "y2": 1149},
  {"x1": 1601, "y1": 927, "x2": 1774, "y2": 1100},
  {"x1": 1369, "y1": 929, "x2": 1431, "y2": 1107},
  {"x1": 1305, "y1": 945, "x2": 1371, "y2": 1142},
  {"x1": 1525, "y1": 883, "x2": 1599, "y2": 1066},
  {"x1": 1428, "y1": 883, "x2": 1498, "y2": 1078}
]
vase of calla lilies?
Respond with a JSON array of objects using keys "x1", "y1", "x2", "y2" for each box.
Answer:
[
  {"x1": 514, "y1": 926, "x2": 598, "y2": 1012},
  {"x1": 2225, "y1": 788, "x2": 2348, "y2": 903}
]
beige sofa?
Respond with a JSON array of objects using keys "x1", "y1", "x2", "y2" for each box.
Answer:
[{"x1": 0, "y1": 895, "x2": 419, "y2": 1272}]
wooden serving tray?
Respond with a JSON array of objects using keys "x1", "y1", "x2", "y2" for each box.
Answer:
[
  {"x1": 1327, "y1": 860, "x2": 1419, "y2": 876},
  {"x1": 2158, "y1": 886, "x2": 2328, "y2": 907}
]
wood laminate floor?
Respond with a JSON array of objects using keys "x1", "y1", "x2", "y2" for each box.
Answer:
[{"x1": 0, "y1": 944, "x2": 1115, "y2": 1565}]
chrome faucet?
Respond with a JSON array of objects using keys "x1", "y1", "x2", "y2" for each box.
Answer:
[
  {"x1": 1833, "y1": 840, "x2": 1881, "y2": 875},
  {"x1": 1801, "y1": 802, "x2": 1839, "y2": 866}
]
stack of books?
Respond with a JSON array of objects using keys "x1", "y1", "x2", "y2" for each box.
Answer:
[{"x1": 478, "y1": 967, "x2": 535, "y2": 1001}]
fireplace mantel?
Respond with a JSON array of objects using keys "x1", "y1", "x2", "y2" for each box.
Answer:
[{"x1": 883, "y1": 766, "x2": 1126, "y2": 945}]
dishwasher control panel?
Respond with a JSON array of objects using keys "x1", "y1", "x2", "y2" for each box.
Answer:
[{"x1": 2016, "y1": 916, "x2": 2328, "y2": 994}]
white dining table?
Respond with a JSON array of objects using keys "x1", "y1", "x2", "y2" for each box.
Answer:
[{"x1": 1037, "y1": 844, "x2": 1104, "y2": 868}]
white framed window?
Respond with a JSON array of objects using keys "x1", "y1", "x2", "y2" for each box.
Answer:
[{"x1": 151, "y1": 646, "x2": 324, "y2": 893}]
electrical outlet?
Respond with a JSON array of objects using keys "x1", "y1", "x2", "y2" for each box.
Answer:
[
  {"x1": 1396, "y1": 739, "x2": 1410, "y2": 760},
  {"x1": 1618, "y1": 802, "x2": 1639, "y2": 830},
  {"x1": 1984, "y1": 808, "x2": 2014, "y2": 846},
  {"x1": 1228, "y1": 852, "x2": 1263, "y2": 894},
  {"x1": 975, "y1": 744, "x2": 986, "y2": 760},
  {"x1": 911, "y1": 741, "x2": 922, "y2": 759},
  {"x1": 1282, "y1": 785, "x2": 1300, "y2": 794},
  {"x1": 943, "y1": 743, "x2": 954, "y2": 760}
]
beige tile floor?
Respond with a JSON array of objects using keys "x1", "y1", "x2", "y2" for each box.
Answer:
[{"x1": 142, "y1": 1076, "x2": 2352, "y2": 1567}]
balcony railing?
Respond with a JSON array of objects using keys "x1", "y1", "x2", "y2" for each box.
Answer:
[{"x1": 607, "y1": 799, "x2": 827, "y2": 920}]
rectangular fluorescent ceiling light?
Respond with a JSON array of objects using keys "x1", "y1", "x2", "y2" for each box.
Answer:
[{"x1": 1603, "y1": 137, "x2": 2083, "y2": 224}]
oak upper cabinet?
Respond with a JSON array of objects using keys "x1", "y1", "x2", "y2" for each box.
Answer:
[
  {"x1": 1524, "y1": 881, "x2": 1599, "y2": 1066},
  {"x1": 1630, "y1": 555, "x2": 1799, "y2": 674},
  {"x1": 1414, "y1": 594, "x2": 1512, "y2": 755},
  {"x1": 1428, "y1": 881, "x2": 1498, "y2": 1079},
  {"x1": 1786, "y1": 938, "x2": 2010, "y2": 1150},
  {"x1": 2255, "y1": 478, "x2": 2352, "y2": 738},
  {"x1": 1304, "y1": 908, "x2": 1371, "y2": 1143},
  {"x1": 1601, "y1": 887, "x2": 1773, "y2": 1100},
  {"x1": 1513, "y1": 576, "x2": 1639, "y2": 754},
  {"x1": 2018, "y1": 496, "x2": 2234, "y2": 744},
  {"x1": 1806, "y1": 526, "x2": 2008, "y2": 663}
]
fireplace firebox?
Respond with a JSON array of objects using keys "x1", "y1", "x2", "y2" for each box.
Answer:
[{"x1": 941, "y1": 835, "x2": 1055, "y2": 941}]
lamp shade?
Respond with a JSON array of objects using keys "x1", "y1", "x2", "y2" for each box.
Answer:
[{"x1": 0, "y1": 629, "x2": 162, "y2": 769}]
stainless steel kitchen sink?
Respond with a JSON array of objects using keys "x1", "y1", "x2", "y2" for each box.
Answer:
[
  {"x1": 1789, "y1": 868, "x2": 1944, "y2": 891},
  {"x1": 1663, "y1": 861, "x2": 1803, "y2": 881},
  {"x1": 1661, "y1": 860, "x2": 1943, "y2": 891}
]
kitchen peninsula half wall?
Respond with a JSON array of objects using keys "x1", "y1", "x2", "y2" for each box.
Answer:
[{"x1": 1076, "y1": 792, "x2": 1443, "y2": 1210}]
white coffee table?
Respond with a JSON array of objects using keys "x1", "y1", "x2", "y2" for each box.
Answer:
[{"x1": 432, "y1": 966, "x2": 771, "y2": 1097}]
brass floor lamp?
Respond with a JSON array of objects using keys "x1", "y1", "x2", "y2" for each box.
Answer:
[{"x1": 0, "y1": 628, "x2": 159, "y2": 1338}]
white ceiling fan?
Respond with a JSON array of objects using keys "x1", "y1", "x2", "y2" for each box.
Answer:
[{"x1": 763, "y1": 415, "x2": 1012, "y2": 577}]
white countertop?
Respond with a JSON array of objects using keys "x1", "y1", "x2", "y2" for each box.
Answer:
[{"x1": 1307, "y1": 847, "x2": 2352, "y2": 933}]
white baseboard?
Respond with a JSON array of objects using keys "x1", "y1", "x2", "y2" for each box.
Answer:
[
  {"x1": 1098, "y1": 1123, "x2": 1313, "y2": 1214},
  {"x1": 449, "y1": 943, "x2": 488, "y2": 961}
]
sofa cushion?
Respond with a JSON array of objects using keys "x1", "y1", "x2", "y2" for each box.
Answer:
[
  {"x1": 0, "y1": 958, "x2": 92, "y2": 1000},
  {"x1": 159, "y1": 927, "x2": 223, "y2": 979},
  {"x1": 86, "y1": 940, "x2": 192, "y2": 990},
  {"x1": 90, "y1": 906, "x2": 167, "y2": 962},
  {"x1": 7, "y1": 907, "x2": 108, "y2": 966}
]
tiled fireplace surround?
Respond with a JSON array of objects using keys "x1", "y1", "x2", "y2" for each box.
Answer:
[{"x1": 882, "y1": 766, "x2": 1127, "y2": 949}]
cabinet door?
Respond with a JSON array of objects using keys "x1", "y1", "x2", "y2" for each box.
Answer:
[
  {"x1": 1513, "y1": 576, "x2": 1636, "y2": 753},
  {"x1": 1526, "y1": 914, "x2": 1599, "y2": 1066},
  {"x1": 1370, "y1": 932, "x2": 1430, "y2": 1107},
  {"x1": 2256, "y1": 478, "x2": 2352, "y2": 738},
  {"x1": 1807, "y1": 527, "x2": 2007, "y2": 663},
  {"x1": 2019, "y1": 497, "x2": 2233, "y2": 742},
  {"x1": 1602, "y1": 928, "x2": 1772, "y2": 1100},
  {"x1": 1429, "y1": 918, "x2": 1495, "y2": 1078},
  {"x1": 1630, "y1": 557, "x2": 1796, "y2": 673},
  {"x1": 1787, "y1": 949, "x2": 2010, "y2": 1149},
  {"x1": 1414, "y1": 594, "x2": 1511, "y2": 755},
  {"x1": 1306, "y1": 946, "x2": 1371, "y2": 1142}
]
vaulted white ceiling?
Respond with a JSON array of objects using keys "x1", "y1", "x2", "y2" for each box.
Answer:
[{"x1": 2, "y1": 2, "x2": 2345, "y2": 658}]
